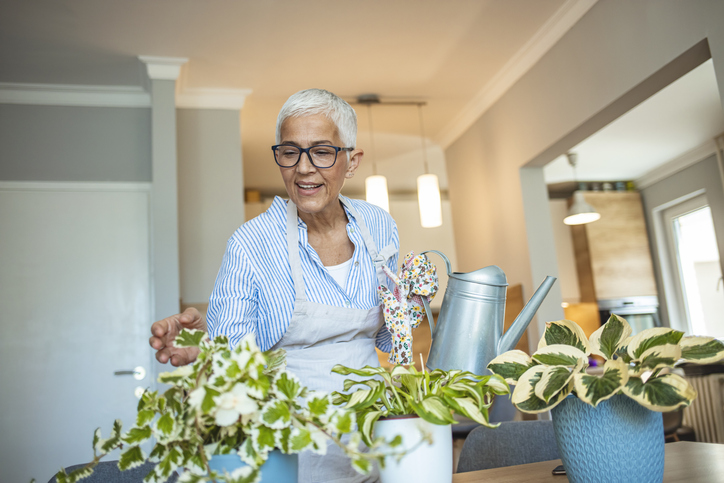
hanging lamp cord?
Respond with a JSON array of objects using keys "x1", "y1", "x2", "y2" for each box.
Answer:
[
  {"x1": 367, "y1": 104, "x2": 377, "y2": 176},
  {"x1": 418, "y1": 104, "x2": 429, "y2": 174}
]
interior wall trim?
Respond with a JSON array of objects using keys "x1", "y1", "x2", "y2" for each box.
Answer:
[
  {"x1": 436, "y1": 0, "x2": 599, "y2": 149},
  {"x1": 0, "y1": 82, "x2": 151, "y2": 108},
  {"x1": 636, "y1": 140, "x2": 718, "y2": 189},
  {"x1": 0, "y1": 181, "x2": 152, "y2": 192}
]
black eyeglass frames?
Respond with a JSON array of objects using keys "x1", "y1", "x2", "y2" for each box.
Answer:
[{"x1": 271, "y1": 144, "x2": 354, "y2": 168}]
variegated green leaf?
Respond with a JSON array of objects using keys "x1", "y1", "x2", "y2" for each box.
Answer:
[
  {"x1": 633, "y1": 344, "x2": 682, "y2": 373},
  {"x1": 155, "y1": 412, "x2": 174, "y2": 436},
  {"x1": 511, "y1": 365, "x2": 571, "y2": 414},
  {"x1": 532, "y1": 344, "x2": 587, "y2": 367},
  {"x1": 307, "y1": 393, "x2": 331, "y2": 417},
  {"x1": 623, "y1": 373, "x2": 696, "y2": 412},
  {"x1": 405, "y1": 395, "x2": 456, "y2": 425},
  {"x1": 357, "y1": 410, "x2": 383, "y2": 446},
  {"x1": 573, "y1": 358, "x2": 628, "y2": 407},
  {"x1": 274, "y1": 372, "x2": 303, "y2": 401},
  {"x1": 534, "y1": 365, "x2": 575, "y2": 402},
  {"x1": 158, "y1": 365, "x2": 194, "y2": 385},
  {"x1": 589, "y1": 314, "x2": 632, "y2": 359},
  {"x1": 538, "y1": 319, "x2": 591, "y2": 354},
  {"x1": 123, "y1": 425, "x2": 152, "y2": 445},
  {"x1": 260, "y1": 399, "x2": 292, "y2": 429},
  {"x1": 483, "y1": 374, "x2": 510, "y2": 395},
  {"x1": 487, "y1": 350, "x2": 534, "y2": 384},
  {"x1": 289, "y1": 427, "x2": 313, "y2": 453},
  {"x1": 446, "y1": 396, "x2": 499, "y2": 428},
  {"x1": 343, "y1": 388, "x2": 378, "y2": 410},
  {"x1": 251, "y1": 424, "x2": 277, "y2": 454},
  {"x1": 627, "y1": 327, "x2": 684, "y2": 360},
  {"x1": 173, "y1": 329, "x2": 207, "y2": 347},
  {"x1": 680, "y1": 336, "x2": 724, "y2": 364},
  {"x1": 331, "y1": 409, "x2": 355, "y2": 434},
  {"x1": 118, "y1": 445, "x2": 145, "y2": 471}
]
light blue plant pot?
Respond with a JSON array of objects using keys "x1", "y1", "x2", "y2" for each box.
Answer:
[
  {"x1": 551, "y1": 394, "x2": 664, "y2": 483},
  {"x1": 208, "y1": 450, "x2": 298, "y2": 483}
]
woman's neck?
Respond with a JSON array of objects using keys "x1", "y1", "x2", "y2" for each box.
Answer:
[{"x1": 297, "y1": 199, "x2": 348, "y2": 236}]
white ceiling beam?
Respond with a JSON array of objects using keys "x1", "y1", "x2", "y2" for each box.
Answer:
[{"x1": 138, "y1": 56, "x2": 188, "y2": 81}]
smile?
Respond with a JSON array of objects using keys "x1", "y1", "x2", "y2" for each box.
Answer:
[{"x1": 297, "y1": 183, "x2": 322, "y2": 190}]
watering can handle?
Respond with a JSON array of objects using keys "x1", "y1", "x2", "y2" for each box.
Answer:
[
  {"x1": 421, "y1": 250, "x2": 453, "y2": 276},
  {"x1": 422, "y1": 296, "x2": 436, "y2": 338},
  {"x1": 419, "y1": 250, "x2": 451, "y2": 338}
]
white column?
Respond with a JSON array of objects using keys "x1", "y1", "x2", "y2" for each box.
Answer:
[{"x1": 138, "y1": 56, "x2": 188, "y2": 323}]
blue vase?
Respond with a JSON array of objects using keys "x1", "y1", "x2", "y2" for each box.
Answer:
[
  {"x1": 551, "y1": 394, "x2": 664, "y2": 483},
  {"x1": 208, "y1": 450, "x2": 298, "y2": 482}
]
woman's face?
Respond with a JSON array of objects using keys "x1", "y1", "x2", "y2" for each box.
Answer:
[{"x1": 278, "y1": 114, "x2": 362, "y2": 220}]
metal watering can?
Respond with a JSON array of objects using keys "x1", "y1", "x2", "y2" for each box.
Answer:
[{"x1": 421, "y1": 250, "x2": 556, "y2": 375}]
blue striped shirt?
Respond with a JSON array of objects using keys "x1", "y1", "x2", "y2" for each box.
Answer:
[{"x1": 207, "y1": 195, "x2": 398, "y2": 352}]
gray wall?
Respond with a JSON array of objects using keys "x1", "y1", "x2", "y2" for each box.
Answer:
[
  {"x1": 640, "y1": 155, "x2": 724, "y2": 328},
  {"x1": 0, "y1": 104, "x2": 151, "y2": 181},
  {"x1": 177, "y1": 108, "x2": 244, "y2": 305}
]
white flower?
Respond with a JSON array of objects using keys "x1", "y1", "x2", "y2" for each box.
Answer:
[{"x1": 214, "y1": 383, "x2": 259, "y2": 426}]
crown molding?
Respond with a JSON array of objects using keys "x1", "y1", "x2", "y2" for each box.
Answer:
[
  {"x1": 0, "y1": 82, "x2": 151, "y2": 107},
  {"x1": 138, "y1": 55, "x2": 189, "y2": 80},
  {"x1": 436, "y1": 0, "x2": 599, "y2": 149},
  {"x1": 176, "y1": 88, "x2": 252, "y2": 110},
  {"x1": 635, "y1": 141, "x2": 719, "y2": 189}
]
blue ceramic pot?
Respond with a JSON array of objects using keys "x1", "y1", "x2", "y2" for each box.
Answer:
[
  {"x1": 208, "y1": 450, "x2": 298, "y2": 482},
  {"x1": 551, "y1": 394, "x2": 664, "y2": 483}
]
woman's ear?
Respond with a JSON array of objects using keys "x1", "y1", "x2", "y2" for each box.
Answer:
[{"x1": 345, "y1": 148, "x2": 363, "y2": 178}]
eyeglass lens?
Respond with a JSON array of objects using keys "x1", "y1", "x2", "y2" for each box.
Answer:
[{"x1": 274, "y1": 145, "x2": 338, "y2": 168}]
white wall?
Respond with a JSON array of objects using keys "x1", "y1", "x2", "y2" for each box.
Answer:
[
  {"x1": 445, "y1": 0, "x2": 724, "y2": 341},
  {"x1": 549, "y1": 199, "x2": 580, "y2": 304}
]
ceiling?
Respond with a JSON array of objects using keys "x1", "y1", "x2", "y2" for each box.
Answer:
[
  {"x1": 544, "y1": 59, "x2": 724, "y2": 186},
  {"x1": 0, "y1": 0, "x2": 590, "y2": 194},
  {"x1": 3, "y1": 0, "x2": 721, "y2": 198}
]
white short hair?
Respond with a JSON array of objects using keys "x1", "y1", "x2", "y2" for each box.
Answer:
[{"x1": 276, "y1": 89, "x2": 357, "y2": 148}]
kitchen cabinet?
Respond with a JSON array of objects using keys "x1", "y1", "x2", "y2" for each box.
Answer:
[{"x1": 571, "y1": 191, "x2": 658, "y2": 302}]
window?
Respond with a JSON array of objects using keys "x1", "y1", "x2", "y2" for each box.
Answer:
[{"x1": 663, "y1": 194, "x2": 724, "y2": 337}]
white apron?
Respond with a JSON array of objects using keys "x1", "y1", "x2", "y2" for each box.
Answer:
[{"x1": 272, "y1": 198, "x2": 395, "y2": 483}]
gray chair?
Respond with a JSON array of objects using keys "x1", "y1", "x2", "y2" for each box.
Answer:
[
  {"x1": 456, "y1": 420, "x2": 560, "y2": 473},
  {"x1": 48, "y1": 460, "x2": 179, "y2": 483}
]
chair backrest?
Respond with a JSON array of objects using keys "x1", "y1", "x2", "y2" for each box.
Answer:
[
  {"x1": 47, "y1": 461, "x2": 178, "y2": 483},
  {"x1": 457, "y1": 420, "x2": 560, "y2": 473}
]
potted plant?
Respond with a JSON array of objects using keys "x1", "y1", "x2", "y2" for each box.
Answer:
[
  {"x1": 331, "y1": 363, "x2": 509, "y2": 483},
  {"x1": 53, "y1": 330, "x2": 396, "y2": 483},
  {"x1": 487, "y1": 315, "x2": 724, "y2": 483}
]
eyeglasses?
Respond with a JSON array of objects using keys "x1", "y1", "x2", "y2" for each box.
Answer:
[{"x1": 271, "y1": 144, "x2": 354, "y2": 169}]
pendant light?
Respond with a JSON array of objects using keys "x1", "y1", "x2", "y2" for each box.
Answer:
[
  {"x1": 416, "y1": 104, "x2": 442, "y2": 228},
  {"x1": 563, "y1": 152, "x2": 601, "y2": 226},
  {"x1": 360, "y1": 97, "x2": 389, "y2": 212}
]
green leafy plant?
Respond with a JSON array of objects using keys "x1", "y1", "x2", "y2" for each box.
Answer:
[
  {"x1": 330, "y1": 364, "x2": 510, "y2": 445},
  {"x1": 488, "y1": 315, "x2": 724, "y2": 414},
  {"x1": 54, "y1": 330, "x2": 397, "y2": 483}
]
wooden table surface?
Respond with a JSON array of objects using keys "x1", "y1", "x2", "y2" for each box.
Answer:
[{"x1": 452, "y1": 442, "x2": 724, "y2": 483}]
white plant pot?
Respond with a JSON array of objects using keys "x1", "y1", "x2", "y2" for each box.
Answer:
[{"x1": 374, "y1": 415, "x2": 452, "y2": 483}]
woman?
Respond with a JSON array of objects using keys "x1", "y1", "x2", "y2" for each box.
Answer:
[{"x1": 150, "y1": 88, "x2": 398, "y2": 482}]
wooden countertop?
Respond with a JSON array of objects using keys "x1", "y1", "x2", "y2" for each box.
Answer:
[{"x1": 452, "y1": 442, "x2": 724, "y2": 483}]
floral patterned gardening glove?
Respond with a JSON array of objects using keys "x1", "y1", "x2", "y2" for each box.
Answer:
[{"x1": 378, "y1": 251, "x2": 439, "y2": 365}]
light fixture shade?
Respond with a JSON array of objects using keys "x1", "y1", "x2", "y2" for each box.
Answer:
[
  {"x1": 417, "y1": 174, "x2": 442, "y2": 228},
  {"x1": 365, "y1": 175, "x2": 390, "y2": 212},
  {"x1": 564, "y1": 190, "x2": 601, "y2": 225}
]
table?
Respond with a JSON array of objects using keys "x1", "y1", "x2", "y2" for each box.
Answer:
[{"x1": 452, "y1": 442, "x2": 724, "y2": 482}]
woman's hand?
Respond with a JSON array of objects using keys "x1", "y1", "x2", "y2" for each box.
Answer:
[{"x1": 149, "y1": 307, "x2": 206, "y2": 366}]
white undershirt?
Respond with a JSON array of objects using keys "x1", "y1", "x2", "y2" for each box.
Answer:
[{"x1": 325, "y1": 257, "x2": 353, "y2": 289}]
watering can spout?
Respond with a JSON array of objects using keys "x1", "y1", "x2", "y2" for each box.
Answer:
[{"x1": 497, "y1": 276, "x2": 557, "y2": 355}]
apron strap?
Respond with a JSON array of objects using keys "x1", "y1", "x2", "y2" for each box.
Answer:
[
  {"x1": 286, "y1": 201, "x2": 307, "y2": 304},
  {"x1": 339, "y1": 196, "x2": 389, "y2": 268}
]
